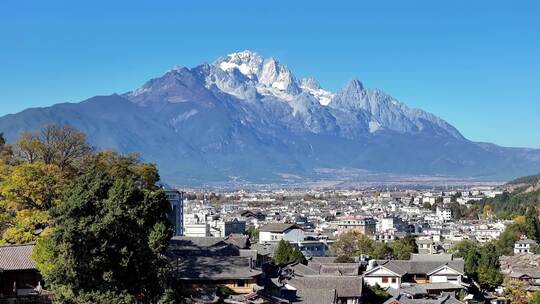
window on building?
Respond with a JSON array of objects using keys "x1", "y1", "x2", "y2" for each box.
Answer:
[
  {"x1": 391, "y1": 277, "x2": 397, "y2": 283},
  {"x1": 382, "y1": 277, "x2": 389, "y2": 283},
  {"x1": 237, "y1": 280, "x2": 245, "y2": 287}
]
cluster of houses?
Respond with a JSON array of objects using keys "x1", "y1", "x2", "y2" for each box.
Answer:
[{"x1": 2, "y1": 187, "x2": 537, "y2": 304}]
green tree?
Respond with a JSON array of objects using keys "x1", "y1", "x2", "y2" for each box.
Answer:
[
  {"x1": 159, "y1": 289, "x2": 178, "y2": 304},
  {"x1": 246, "y1": 227, "x2": 259, "y2": 242},
  {"x1": 331, "y1": 231, "x2": 362, "y2": 258},
  {"x1": 531, "y1": 291, "x2": 540, "y2": 304},
  {"x1": 85, "y1": 151, "x2": 159, "y2": 190},
  {"x1": 450, "y1": 240, "x2": 481, "y2": 277},
  {"x1": 477, "y1": 243, "x2": 503, "y2": 291},
  {"x1": 363, "y1": 284, "x2": 391, "y2": 304},
  {"x1": 0, "y1": 162, "x2": 68, "y2": 211},
  {"x1": 390, "y1": 236, "x2": 418, "y2": 260},
  {"x1": 334, "y1": 255, "x2": 355, "y2": 263},
  {"x1": 371, "y1": 242, "x2": 393, "y2": 259},
  {"x1": 39, "y1": 168, "x2": 172, "y2": 302},
  {"x1": 273, "y1": 240, "x2": 292, "y2": 266},
  {"x1": 0, "y1": 132, "x2": 5, "y2": 146},
  {"x1": 272, "y1": 240, "x2": 306, "y2": 266},
  {"x1": 525, "y1": 206, "x2": 540, "y2": 241},
  {"x1": 1, "y1": 209, "x2": 51, "y2": 244}
]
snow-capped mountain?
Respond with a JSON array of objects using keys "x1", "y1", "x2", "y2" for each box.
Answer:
[
  {"x1": 128, "y1": 50, "x2": 463, "y2": 138},
  {"x1": 1, "y1": 50, "x2": 540, "y2": 184}
]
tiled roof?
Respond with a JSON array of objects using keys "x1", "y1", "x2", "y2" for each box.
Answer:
[
  {"x1": 172, "y1": 256, "x2": 262, "y2": 280},
  {"x1": 383, "y1": 294, "x2": 463, "y2": 304},
  {"x1": 410, "y1": 253, "x2": 453, "y2": 262},
  {"x1": 295, "y1": 288, "x2": 336, "y2": 304},
  {"x1": 367, "y1": 258, "x2": 464, "y2": 277},
  {"x1": 287, "y1": 276, "x2": 362, "y2": 298},
  {"x1": 259, "y1": 223, "x2": 300, "y2": 233},
  {"x1": 0, "y1": 244, "x2": 36, "y2": 271},
  {"x1": 167, "y1": 236, "x2": 241, "y2": 257}
]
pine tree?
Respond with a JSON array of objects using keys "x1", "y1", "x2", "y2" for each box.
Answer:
[
  {"x1": 273, "y1": 240, "x2": 293, "y2": 266},
  {"x1": 525, "y1": 206, "x2": 540, "y2": 241}
]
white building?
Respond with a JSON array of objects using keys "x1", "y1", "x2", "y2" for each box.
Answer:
[
  {"x1": 514, "y1": 236, "x2": 537, "y2": 254},
  {"x1": 436, "y1": 206, "x2": 452, "y2": 221},
  {"x1": 258, "y1": 223, "x2": 304, "y2": 244},
  {"x1": 363, "y1": 254, "x2": 464, "y2": 290},
  {"x1": 184, "y1": 223, "x2": 211, "y2": 237}
]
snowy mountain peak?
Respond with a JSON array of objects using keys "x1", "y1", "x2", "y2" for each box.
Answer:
[
  {"x1": 216, "y1": 50, "x2": 263, "y2": 79},
  {"x1": 299, "y1": 77, "x2": 321, "y2": 90},
  {"x1": 344, "y1": 78, "x2": 365, "y2": 93}
]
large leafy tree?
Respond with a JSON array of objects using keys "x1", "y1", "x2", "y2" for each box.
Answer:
[
  {"x1": 390, "y1": 236, "x2": 418, "y2": 260},
  {"x1": 15, "y1": 125, "x2": 92, "y2": 172},
  {"x1": 0, "y1": 162, "x2": 68, "y2": 210},
  {"x1": 39, "y1": 168, "x2": 172, "y2": 303},
  {"x1": 450, "y1": 240, "x2": 481, "y2": 277},
  {"x1": 476, "y1": 243, "x2": 503, "y2": 291},
  {"x1": 272, "y1": 240, "x2": 306, "y2": 266}
]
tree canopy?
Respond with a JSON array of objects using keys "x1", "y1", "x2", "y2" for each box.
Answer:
[
  {"x1": 0, "y1": 125, "x2": 172, "y2": 302},
  {"x1": 272, "y1": 240, "x2": 306, "y2": 266},
  {"x1": 39, "y1": 168, "x2": 172, "y2": 303},
  {"x1": 331, "y1": 231, "x2": 416, "y2": 260}
]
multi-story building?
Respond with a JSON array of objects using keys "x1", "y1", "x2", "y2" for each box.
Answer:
[
  {"x1": 336, "y1": 218, "x2": 376, "y2": 236},
  {"x1": 436, "y1": 206, "x2": 452, "y2": 221},
  {"x1": 218, "y1": 218, "x2": 246, "y2": 237},
  {"x1": 514, "y1": 236, "x2": 538, "y2": 254},
  {"x1": 258, "y1": 223, "x2": 305, "y2": 244},
  {"x1": 165, "y1": 189, "x2": 184, "y2": 236}
]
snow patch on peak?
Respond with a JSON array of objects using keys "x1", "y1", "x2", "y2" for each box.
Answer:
[
  {"x1": 368, "y1": 120, "x2": 381, "y2": 133},
  {"x1": 217, "y1": 50, "x2": 263, "y2": 79},
  {"x1": 299, "y1": 77, "x2": 334, "y2": 106},
  {"x1": 299, "y1": 77, "x2": 321, "y2": 90}
]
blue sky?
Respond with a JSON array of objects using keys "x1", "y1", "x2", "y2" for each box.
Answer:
[{"x1": 1, "y1": 0, "x2": 539, "y2": 148}]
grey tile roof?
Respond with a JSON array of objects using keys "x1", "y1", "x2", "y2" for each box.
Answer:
[
  {"x1": 295, "y1": 288, "x2": 336, "y2": 304},
  {"x1": 287, "y1": 276, "x2": 362, "y2": 298},
  {"x1": 172, "y1": 256, "x2": 262, "y2": 280},
  {"x1": 319, "y1": 264, "x2": 359, "y2": 276},
  {"x1": 369, "y1": 258, "x2": 464, "y2": 277},
  {"x1": 259, "y1": 223, "x2": 301, "y2": 233},
  {"x1": 516, "y1": 239, "x2": 537, "y2": 245},
  {"x1": 383, "y1": 293, "x2": 464, "y2": 304},
  {"x1": 0, "y1": 244, "x2": 36, "y2": 271},
  {"x1": 410, "y1": 254, "x2": 453, "y2": 262},
  {"x1": 309, "y1": 257, "x2": 337, "y2": 263},
  {"x1": 291, "y1": 263, "x2": 319, "y2": 276},
  {"x1": 167, "y1": 236, "x2": 241, "y2": 257}
]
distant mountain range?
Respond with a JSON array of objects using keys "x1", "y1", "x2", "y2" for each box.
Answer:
[{"x1": 1, "y1": 50, "x2": 540, "y2": 185}]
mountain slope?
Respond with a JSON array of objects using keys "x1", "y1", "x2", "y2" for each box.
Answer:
[{"x1": 1, "y1": 50, "x2": 539, "y2": 185}]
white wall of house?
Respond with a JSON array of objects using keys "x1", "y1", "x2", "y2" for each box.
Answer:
[
  {"x1": 259, "y1": 231, "x2": 281, "y2": 243},
  {"x1": 364, "y1": 276, "x2": 400, "y2": 289},
  {"x1": 184, "y1": 224, "x2": 210, "y2": 237},
  {"x1": 429, "y1": 266, "x2": 462, "y2": 284},
  {"x1": 259, "y1": 228, "x2": 304, "y2": 244},
  {"x1": 364, "y1": 267, "x2": 401, "y2": 289},
  {"x1": 283, "y1": 229, "x2": 305, "y2": 242}
]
